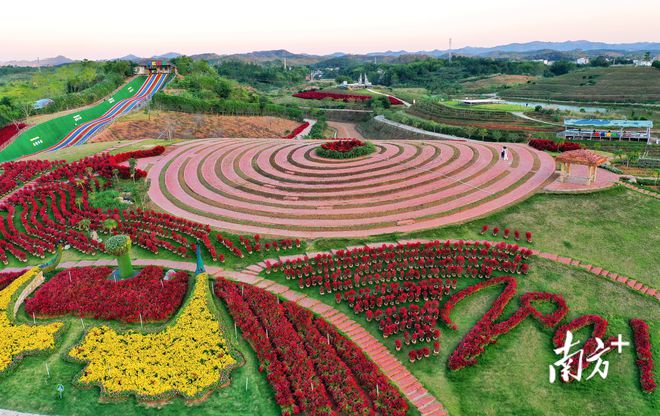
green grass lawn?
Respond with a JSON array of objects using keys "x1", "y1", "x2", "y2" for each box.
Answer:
[
  {"x1": 0, "y1": 77, "x2": 146, "y2": 163},
  {"x1": 312, "y1": 186, "x2": 659, "y2": 289},
  {"x1": 262, "y1": 256, "x2": 659, "y2": 416},
  {"x1": 0, "y1": 64, "x2": 100, "y2": 103},
  {"x1": 442, "y1": 100, "x2": 532, "y2": 112}
]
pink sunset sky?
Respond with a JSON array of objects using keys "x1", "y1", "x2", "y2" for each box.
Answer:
[{"x1": 1, "y1": 0, "x2": 658, "y2": 60}]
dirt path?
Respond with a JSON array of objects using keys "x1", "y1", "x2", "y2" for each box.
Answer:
[{"x1": 326, "y1": 121, "x2": 365, "y2": 140}]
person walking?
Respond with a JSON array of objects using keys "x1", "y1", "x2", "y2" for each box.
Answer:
[{"x1": 501, "y1": 146, "x2": 509, "y2": 161}]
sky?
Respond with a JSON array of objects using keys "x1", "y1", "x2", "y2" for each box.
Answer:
[{"x1": 1, "y1": 0, "x2": 659, "y2": 61}]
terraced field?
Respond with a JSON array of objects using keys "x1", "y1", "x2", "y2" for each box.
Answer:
[
  {"x1": 148, "y1": 138, "x2": 556, "y2": 238},
  {"x1": 500, "y1": 66, "x2": 660, "y2": 103}
]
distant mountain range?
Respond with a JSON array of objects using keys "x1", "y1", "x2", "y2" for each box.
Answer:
[
  {"x1": 0, "y1": 55, "x2": 74, "y2": 67},
  {"x1": 2, "y1": 41, "x2": 659, "y2": 67}
]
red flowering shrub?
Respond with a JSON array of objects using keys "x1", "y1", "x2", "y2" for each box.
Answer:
[
  {"x1": 0, "y1": 123, "x2": 27, "y2": 148},
  {"x1": 557, "y1": 142, "x2": 582, "y2": 152},
  {"x1": 480, "y1": 225, "x2": 489, "y2": 234},
  {"x1": 0, "y1": 269, "x2": 26, "y2": 290},
  {"x1": 283, "y1": 122, "x2": 310, "y2": 139},
  {"x1": 321, "y1": 139, "x2": 365, "y2": 153},
  {"x1": 111, "y1": 146, "x2": 165, "y2": 163},
  {"x1": 216, "y1": 278, "x2": 408, "y2": 415},
  {"x1": 387, "y1": 96, "x2": 404, "y2": 105},
  {"x1": 0, "y1": 159, "x2": 61, "y2": 197},
  {"x1": 268, "y1": 240, "x2": 532, "y2": 359},
  {"x1": 630, "y1": 318, "x2": 656, "y2": 393},
  {"x1": 25, "y1": 266, "x2": 188, "y2": 322},
  {"x1": 552, "y1": 315, "x2": 617, "y2": 379},
  {"x1": 293, "y1": 90, "x2": 372, "y2": 102},
  {"x1": 528, "y1": 139, "x2": 558, "y2": 152},
  {"x1": 317, "y1": 139, "x2": 375, "y2": 159},
  {"x1": 443, "y1": 277, "x2": 568, "y2": 370}
]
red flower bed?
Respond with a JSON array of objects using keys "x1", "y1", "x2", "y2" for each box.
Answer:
[
  {"x1": 25, "y1": 266, "x2": 188, "y2": 322},
  {"x1": 0, "y1": 269, "x2": 26, "y2": 290},
  {"x1": 528, "y1": 139, "x2": 558, "y2": 152},
  {"x1": 283, "y1": 122, "x2": 310, "y2": 139},
  {"x1": 442, "y1": 277, "x2": 568, "y2": 370},
  {"x1": 557, "y1": 142, "x2": 582, "y2": 152},
  {"x1": 215, "y1": 278, "x2": 408, "y2": 415},
  {"x1": 321, "y1": 139, "x2": 365, "y2": 153},
  {"x1": 267, "y1": 240, "x2": 532, "y2": 358},
  {"x1": 111, "y1": 145, "x2": 165, "y2": 163},
  {"x1": 0, "y1": 123, "x2": 27, "y2": 148},
  {"x1": 0, "y1": 147, "x2": 242, "y2": 263},
  {"x1": 630, "y1": 318, "x2": 656, "y2": 393},
  {"x1": 529, "y1": 139, "x2": 582, "y2": 153},
  {"x1": 0, "y1": 159, "x2": 62, "y2": 197},
  {"x1": 387, "y1": 96, "x2": 404, "y2": 105},
  {"x1": 293, "y1": 90, "x2": 372, "y2": 102},
  {"x1": 552, "y1": 314, "x2": 617, "y2": 379}
]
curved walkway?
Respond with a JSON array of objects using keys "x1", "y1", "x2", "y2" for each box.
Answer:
[
  {"x1": 223, "y1": 268, "x2": 447, "y2": 416},
  {"x1": 366, "y1": 89, "x2": 412, "y2": 107},
  {"x1": 327, "y1": 121, "x2": 366, "y2": 140},
  {"x1": 148, "y1": 137, "x2": 555, "y2": 238},
  {"x1": 620, "y1": 181, "x2": 660, "y2": 199}
]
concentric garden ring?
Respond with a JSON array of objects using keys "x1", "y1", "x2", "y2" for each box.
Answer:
[{"x1": 148, "y1": 138, "x2": 555, "y2": 238}]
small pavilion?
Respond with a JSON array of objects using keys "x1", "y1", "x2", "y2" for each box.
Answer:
[{"x1": 556, "y1": 149, "x2": 608, "y2": 185}]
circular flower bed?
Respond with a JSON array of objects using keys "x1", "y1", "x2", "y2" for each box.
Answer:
[{"x1": 315, "y1": 139, "x2": 376, "y2": 159}]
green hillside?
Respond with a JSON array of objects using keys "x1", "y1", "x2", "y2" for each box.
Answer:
[
  {"x1": 499, "y1": 67, "x2": 660, "y2": 103},
  {"x1": 0, "y1": 76, "x2": 146, "y2": 162}
]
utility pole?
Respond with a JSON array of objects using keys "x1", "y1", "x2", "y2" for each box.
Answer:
[{"x1": 448, "y1": 38, "x2": 452, "y2": 62}]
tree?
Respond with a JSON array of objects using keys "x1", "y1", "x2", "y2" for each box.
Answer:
[
  {"x1": 491, "y1": 130, "x2": 503, "y2": 142},
  {"x1": 652, "y1": 61, "x2": 660, "y2": 69},
  {"x1": 548, "y1": 61, "x2": 575, "y2": 76},
  {"x1": 590, "y1": 56, "x2": 610, "y2": 67},
  {"x1": 105, "y1": 235, "x2": 134, "y2": 279},
  {"x1": 465, "y1": 126, "x2": 478, "y2": 139},
  {"x1": 644, "y1": 52, "x2": 651, "y2": 61},
  {"x1": 477, "y1": 128, "x2": 488, "y2": 141},
  {"x1": 128, "y1": 158, "x2": 137, "y2": 181}
]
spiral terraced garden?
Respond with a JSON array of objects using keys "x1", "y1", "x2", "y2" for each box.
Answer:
[{"x1": 148, "y1": 138, "x2": 556, "y2": 238}]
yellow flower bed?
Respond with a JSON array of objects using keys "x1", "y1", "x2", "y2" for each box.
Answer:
[
  {"x1": 0, "y1": 267, "x2": 63, "y2": 372},
  {"x1": 69, "y1": 272, "x2": 236, "y2": 399}
]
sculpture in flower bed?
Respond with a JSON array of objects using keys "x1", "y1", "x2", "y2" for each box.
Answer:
[
  {"x1": 105, "y1": 234, "x2": 134, "y2": 278},
  {"x1": 316, "y1": 139, "x2": 376, "y2": 159},
  {"x1": 68, "y1": 271, "x2": 237, "y2": 403},
  {"x1": 216, "y1": 278, "x2": 410, "y2": 416},
  {"x1": 25, "y1": 266, "x2": 188, "y2": 322},
  {"x1": 265, "y1": 240, "x2": 532, "y2": 357},
  {"x1": 0, "y1": 267, "x2": 64, "y2": 374}
]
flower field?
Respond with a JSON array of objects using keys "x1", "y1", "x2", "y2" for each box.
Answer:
[
  {"x1": 293, "y1": 90, "x2": 372, "y2": 102},
  {"x1": 25, "y1": 266, "x2": 189, "y2": 322},
  {"x1": 68, "y1": 271, "x2": 237, "y2": 402},
  {"x1": 0, "y1": 267, "x2": 63, "y2": 374},
  {"x1": 215, "y1": 278, "x2": 409, "y2": 415},
  {"x1": 0, "y1": 269, "x2": 25, "y2": 291},
  {"x1": 266, "y1": 240, "x2": 534, "y2": 359},
  {"x1": 0, "y1": 123, "x2": 27, "y2": 149},
  {"x1": 0, "y1": 146, "x2": 302, "y2": 266}
]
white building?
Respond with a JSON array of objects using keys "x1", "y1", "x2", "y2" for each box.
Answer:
[
  {"x1": 633, "y1": 59, "x2": 653, "y2": 67},
  {"x1": 338, "y1": 73, "x2": 373, "y2": 89},
  {"x1": 576, "y1": 57, "x2": 590, "y2": 65}
]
